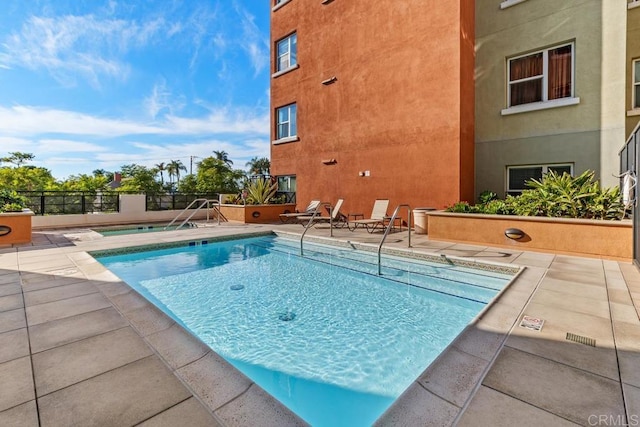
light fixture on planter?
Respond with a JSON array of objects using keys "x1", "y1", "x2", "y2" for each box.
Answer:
[{"x1": 504, "y1": 228, "x2": 525, "y2": 240}]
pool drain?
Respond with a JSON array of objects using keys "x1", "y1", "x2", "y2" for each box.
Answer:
[
  {"x1": 230, "y1": 284, "x2": 245, "y2": 291},
  {"x1": 279, "y1": 311, "x2": 296, "y2": 322}
]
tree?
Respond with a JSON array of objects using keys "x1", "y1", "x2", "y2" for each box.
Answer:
[
  {"x1": 245, "y1": 157, "x2": 271, "y2": 175},
  {"x1": 177, "y1": 174, "x2": 197, "y2": 193},
  {"x1": 167, "y1": 159, "x2": 187, "y2": 184},
  {"x1": 92, "y1": 169, "x2": 114, "y2": 182},
  {"x1": 154, "y1": 162, "x2": 166, "y2": 185},
  {"x1": 116, "y1": 165, "x2": 163, "y2": 193},
  {"x1": 213, "y1": 150, "x2": 233, "y2": 167},
  {"x1": 1, "y1": 152, "x2": 35, "y2": 167},
  {"x1": 60, "y1": 174, "x2": 110, "y2": 192},
  {"x1": 0, "y1": 166, "x2": 57, "y2": 191},
  {"x1": 195, "y1": 157, "x2": 244, "y2": 193}
]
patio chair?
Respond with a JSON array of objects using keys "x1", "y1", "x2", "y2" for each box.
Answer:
[
  {"x1": 348, "y1": 199, "x2": 389, "y2": 232},
  {"x1": 279, "y1": 200, "x2": 321, "y2": 223},
  {"x1": 297, "y1": 199, "x2": 347, "y2": 228}
]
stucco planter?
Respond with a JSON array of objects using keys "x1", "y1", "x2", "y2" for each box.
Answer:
[
  {"x1": 219, "y1": 203, "x2": 297, "y2": 223},
  {"x1": 426, "y1": 211, "x2": 633, "y2": 260},
  {"x1": 0, "y1": 209, "x2": 34, "y2": 245}
]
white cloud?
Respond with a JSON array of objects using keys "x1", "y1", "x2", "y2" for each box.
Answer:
[
  {"x1": 0, "y1": 105, "x2": 268, "y2": 137},
  {"x1": 0, "y1": 136, "x2": 35, "y2": 152},
  {"x1": 36, "y1": 139, "x2": 108, "y2": 153},
  {"x1": 144, "y1": 79, "x2": 185, "y2": 119},
  {"x1": 0, "y1": 106, "x2": 160, "y2": 136},
  {"x1": 234, "y1": 3, "x2": 269, "y2": 76},
  {"x1": 0, "y1": 14, "x2": 170, "y2": 88}
]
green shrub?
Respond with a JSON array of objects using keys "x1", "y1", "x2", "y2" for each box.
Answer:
[
  {"x1": 0, "y1": 190, "x2": 28, "y2": 212},
  {"x1": 445, "y1": 171, "x2": 625, "y2": 220}
]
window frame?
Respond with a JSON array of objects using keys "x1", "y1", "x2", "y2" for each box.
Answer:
[
  {"x1": 505, "y1": 42, "x2": 576, "y2": 111},
  {"x1": 634, "y1": 58, "x2": 640, "y2": 109},
  {"x1": 275, "y1": 32, "x2": 297, "y2": 74},
  {"x1": 275, "y1": 103, "x2": 297, "y2": 142},
  {"x1": 273, "y1": 0, "x2": 293, "y2": 12},
  {"x1": 506, "y1": 163, "x2": 574, "y2": 195}
]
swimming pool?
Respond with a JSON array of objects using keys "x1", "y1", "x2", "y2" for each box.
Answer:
[{"x1": 95, "y1": 235, "x2": 516, "y2": 426}]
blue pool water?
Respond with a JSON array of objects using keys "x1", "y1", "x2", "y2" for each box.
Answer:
[{"x1": 96, "y1": 235, "x2": 514, "y2": 426}]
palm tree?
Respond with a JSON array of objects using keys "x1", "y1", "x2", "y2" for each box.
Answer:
[
  {"x1": 167, "y1": 159, "x2": 187, "y2": 185},
  {"x1": 154, "y1": 162, "x2": 166, "y2": 184},
  {"x1": 213, "y1": 150, "x2": 233, "y2": 167},
  {"x1": 245, "y1": 157, "x2": 271, "y2": 175}
]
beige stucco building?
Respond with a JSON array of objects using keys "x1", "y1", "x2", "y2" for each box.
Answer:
[{"x1": 475, "y1": 0, "x2": 629, "y2": 197}]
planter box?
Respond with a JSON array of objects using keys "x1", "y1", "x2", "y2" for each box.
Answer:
[
  {"x1": 219, "y1": 204, "x2": 297, "y2": 223},
  {"x1": 427, "y1": 211, "x2": 633, "y2": 260},
  {"x1": 0, "y1": 210, "x2": 34, "y2": 245}
]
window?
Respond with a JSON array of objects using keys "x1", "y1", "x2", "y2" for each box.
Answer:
[
  {"x1": 507, "y1": 164, "x2": 573, "y2": 195},
  {"x1": 508, "y1": 43, "x2": 574, "y2": 108},
  {"x1": 276, "y1": 104, "x2": 297, "y2": 140},
  {"x1": 634, "y1": 59, "x2": 640, "y2": 109},
  {"x1": 276, "y1": 33, "x2": 297, "y2": 72},
  {"x1": 276, "y1": 175, "x2": 296, "y2": 203}
]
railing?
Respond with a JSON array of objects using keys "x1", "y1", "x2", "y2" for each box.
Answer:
[
  {"x1": 17, "y1": 191, "x2": 120, "y2": 215},
  {"x1": 164, "y1": 198, "x2": 224, "y2": 230},
  {"x1": 145, "y1": 193, "x2": 219, "y2": 211},
  {"x1": 16, "y1": 191, "x2": 221, "y2": 215},
  {"x1": 377, "y1": 204, "x2": 412, "y2": 275},
  {"x1": 300, "y1": 202, "x2": 332, "y2": 256}
]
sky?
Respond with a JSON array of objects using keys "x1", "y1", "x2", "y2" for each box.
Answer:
[{"x1": 0, "y1": 0, "x2": 271, "y2": 180}]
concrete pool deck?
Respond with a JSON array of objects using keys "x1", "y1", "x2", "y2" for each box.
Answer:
[{"x1": 0, "y1": 222, "x2": 638, "y2": 426}]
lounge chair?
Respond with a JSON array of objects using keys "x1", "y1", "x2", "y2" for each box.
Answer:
[
  {"x1": 297, "y1": 199, "x2": 347, "y2": 228},
  {"x1": 348, "y1": 199, "x2": 389, "y2": 232},
  {"x1": 279, "y1": 200, "x2": 321, "y2": 223}
]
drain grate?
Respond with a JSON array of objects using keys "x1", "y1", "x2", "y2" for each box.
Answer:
[{"x1": 566, "y1": 332, "x2": 596, "y2": 347}]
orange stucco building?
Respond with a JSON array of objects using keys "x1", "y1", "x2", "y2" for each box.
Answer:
[{"x1": 270, "y1": 0, "x2": 475, "y2": 216}]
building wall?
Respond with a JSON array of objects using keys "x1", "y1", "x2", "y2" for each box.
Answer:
[
  {"x1": 627, "y1": 1, "x2": 640, "y2": 138},
  {"x1": 270, "y1": 0, "x2": 475, "y2": 215},
  {"x1": 475, "y1": 0, "x2": 627, "y2": 197}
]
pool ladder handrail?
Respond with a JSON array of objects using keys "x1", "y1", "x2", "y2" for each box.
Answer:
[
  {"x1": 300, "y1": 202, "x2": 333, "y2": 256},
  {"x1": 377, "y1": 204, "x2": 412, "y2": 275},
  {"x1": 164, "y1": 198, "x2": 224, "y2": 230}
]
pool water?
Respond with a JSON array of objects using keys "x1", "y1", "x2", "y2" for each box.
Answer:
[
  {"x1": 96, "y1": 235, "x2": 514, "y2": 426},
  {"x1": 95, "y1": 223, "x2": 192, "y2": 236}
]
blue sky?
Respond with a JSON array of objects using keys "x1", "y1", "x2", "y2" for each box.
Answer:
[{"x1": 0, "y1": 0, "x2": 270, "y2": 180}]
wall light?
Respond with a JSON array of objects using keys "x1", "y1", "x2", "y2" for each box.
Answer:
[
  {"x1": 322, "y1": 158, "x2": 337, "y2": 165},
  {"x1": 321, "y1": 0, "x2": 335, "y2": 4},
  {"x1": 321, "y1": 76, "x2": 338, "y2": 85},
  {"x1": 504, "y1": 228, "x2": 525, "y2": 240},
  {"x1": 0, "y1": 225, "x2": 11, "y2": 237}
]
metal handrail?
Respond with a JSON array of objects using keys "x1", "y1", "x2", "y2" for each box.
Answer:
[
  {"x1": 377, "y1": 204, "x2": 412, "y2": 275},
  {"x1": 164, "y1": 198, "x2": 222, "y2": 230},
  {"x1": 300, "y1": 202, "x2": 333, "y2": 256}
]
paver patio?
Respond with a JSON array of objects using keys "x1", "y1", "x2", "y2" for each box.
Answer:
[{"x1": 0, "y1": 222, "x2": 638, "y2": 426}]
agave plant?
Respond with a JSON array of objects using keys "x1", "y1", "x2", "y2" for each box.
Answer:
[{"x1": 244, "y1": 177, "x2": 278, "y2": 205}]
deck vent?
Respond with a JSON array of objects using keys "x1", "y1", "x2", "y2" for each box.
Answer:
[
  {"x1": 566, "y1": 332, "x2": 596, "y2": 347},
  {"x1": 279, "y1": 311, "x2": 296, "y2": 322},
  {"x1": 230, "y1": 285, "x2": 244, "y2": 291}
]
